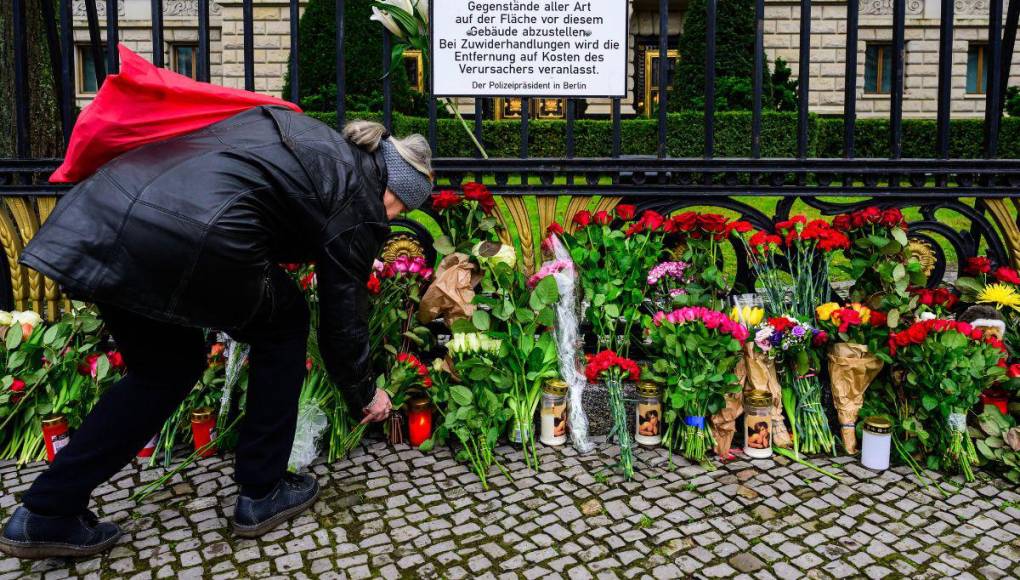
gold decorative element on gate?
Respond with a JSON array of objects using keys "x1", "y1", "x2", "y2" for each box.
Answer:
[
  {"x1": 381, "y1": 233, "x2": 426, "y2": 263},
  {"x1": 984, "y1": 198, "x2": 1020, "y2": 270},
  {"x1": 495, "y1": 195, "x2": 622, "y2": 273},
  {"x1": 0, "y1": 196, "x2": 67, "y2": 320},
  {"x1": 907, "y1": 238, "x2": 937, "y2": 277}
]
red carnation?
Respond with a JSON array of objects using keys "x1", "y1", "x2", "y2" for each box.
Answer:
[
  {"x1": 463, "y1": 182, "x2": 496, "y2": 215},
  {"x1": 593, "y1": 210, "x2": 611, "y2": 226},
  {"x1": 572, "y1": 210, "x2": 592, "y2": 228},
  {"x1": 547, "y1": 221, "x2": 565, "y2": 236},
  {"x1": 431, "y1": 190, "x2": 462, "y2": 211},
  {"x1": 964, "y1": 256, "x2": 993, "y2": 276},
  {"x1": 768, "y1": 317, "x2": 794, "y2": 333},
  {"x1": 994, "y1": 266, "x2": 1020, "y2": 285},
  {"x1": 812, "y1": 330, "x2": 829, "y2": 347},
  {"x1": 615, "y1": 204, "x2": 637, "y2": 221},
  {"x1": 726, "y1": 220, "x2": 753, "y2": 235},
  {"x1": 775, "y1": 215, "x2": 807, "y2": 232}
]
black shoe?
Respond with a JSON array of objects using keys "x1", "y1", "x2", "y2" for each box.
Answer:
[
  {"x1": 0, "y1": 507, "x2": 121, "y2": 560},
  {"x1": 231, "y1": 473, "x2": 320, "y2": 538}
]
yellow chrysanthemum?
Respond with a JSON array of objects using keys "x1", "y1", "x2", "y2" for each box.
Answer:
[
  {"x1": 978, "y1": 283, "x2": 1020, "y2": 311},
  {"x1": 816, "y1": 302, "x2": 840, "y2": 322}
]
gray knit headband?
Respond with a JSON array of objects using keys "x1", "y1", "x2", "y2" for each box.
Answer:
[{"x1": 380, "y1": 139, "x2": 432, "y2": 210}]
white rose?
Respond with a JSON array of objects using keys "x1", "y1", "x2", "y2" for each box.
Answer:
[
  {"x1": 473, "y1": 241, "x2": 517, "y2": 270},
  {"x1": 13, "y1": 310, "x2": 42, "y2": 329}
]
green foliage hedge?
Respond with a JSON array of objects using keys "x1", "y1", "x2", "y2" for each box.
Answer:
[{"x1": 307, "y1": 110, "x2": 1020, "y2": 159}]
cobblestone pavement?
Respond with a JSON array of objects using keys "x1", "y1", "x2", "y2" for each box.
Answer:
[{"x1": 2, "y1": 438, "x2": 1020, "y2": 579}]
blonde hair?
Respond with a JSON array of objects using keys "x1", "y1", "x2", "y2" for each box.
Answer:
[{"x1": 343, "y1": 120, "x2": 432, "y2": 178}]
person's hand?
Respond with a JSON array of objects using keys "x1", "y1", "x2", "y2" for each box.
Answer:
[{"x1": 360, "y1": 388, "x2": 392, "y2": 424}]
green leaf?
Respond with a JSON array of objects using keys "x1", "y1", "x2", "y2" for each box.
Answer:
[
  {"x1": 605, "y1": 304, "x2": 620, "y2": 318},
  {"x1": 891, "y1": 227, "x2": 909, "y2": 247},
  {"x1": 450, "y1": 385, "x2": 473, "y2": 407},
  {"x1": 433, "y1": 235, "x2": 455, "y2": 255},
  {"x1": 534, "y1": 275, "x2": 560, "y2": 305},
  {"x1": 472, "y1": 310, "x2": 491, "y2": 332},
  {"x1": 5, "y1": 324, "x2": 22, "y2": 350},
  {"x1": 921, "y1": 394, "x2": 938, "y2": 411}
]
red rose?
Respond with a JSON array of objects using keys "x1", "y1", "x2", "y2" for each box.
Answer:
[
  {"x1": 862, "y1": 207, "x2": 882, "y2": 224},
  {"x1": 812, "y1": 330, "x2": 829, "y2": 347},
  {"x1": 78, "y1": 353, "x2": 101, "y2": 377},
  {"x1": 366, "y1": 273, "x2": 382, "y2": 295},
  {"x1": 881, "y1": 208, "x2": 904, "y2": 228},
  {"x1": 10, "y1": 378, "x2": 25, "y2": 393},
  {"x1": 431, "y1": 190, "x2": 462, "y2": 211},
  {"x1": 615, "y1": 204, "x2": 637, "y2": 221},
  {"x1": 106, "y1": 350, "x2": 125, "y2": 370},
  {"x1": 832, "y1": 214, "x2": 852, "y2": 231},
  {"x1": 869, "y1": 311, "x2": 887, "y2": 328},
  {"x1": 726, "y1": 220, "x2": 753, "y2": 235},
  {"x1": 964, "y1": 256, "x2": 993, "y2": 275},
  {"x1": 593, "y1": 210, "x2": 611, "y2": 226},
  {"x1": 697, "y1": 213, "x2": 729, "y2": 234},
  {"x1": 300, "y1": 272, "x2": 317, "y2": 290},
  {"x1": 893, "y1": 332, "x2": 911, "y2": 347},
  {"x1": 994, "y1": 266, "x2": 1020, "y2": 285},
  {"x1": 547, "y1": 222, "x2": 565, "y2": 236},
  {"x1": 907, "y1": 324, "x2": 928, "y2": 344},
  {"x1": 1008, "y1": 363, "x2": 1020, "y2": 379},
  {"x1": 281, "y1": 263, "x2": 301, "y2": 272},
  {"x1": 672, "y1": 212, "x2": 698, "y2": 232},
  {"x1": 463, "y1": 182, "x2": 496, "y2": 215},
  {"x1": 572, "y1": 210, "x2": 592, "y2": 228}
]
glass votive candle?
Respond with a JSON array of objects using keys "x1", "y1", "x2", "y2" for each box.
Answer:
[
  {"x1": 861, "y1": 415, "x2": 892, "y2": 471},
  {"x1": 743, "y1": 390, "x2": 774, "y2": 459},
  {"x1": 540, "y1": 379, "x2": 568, "y2": 446},
  {"x1": 635, "y1": 381, "x2": 663, "y2": 446},
  {"x1": 407, "y1": 397, "x2": 433, "y2": 447}
]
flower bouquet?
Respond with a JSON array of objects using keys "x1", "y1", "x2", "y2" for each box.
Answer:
[
  {"x1": 753, "y1": 315, "x2": 834, "y2": 456},
  {"x1": 585, "y1": 350, "x2": 641, "y2": 478},
  {"x1": 368, "y1": 256, "x2": 434, "y2": 370},
  {"x1": 0, "y1": 306, "x2": 124, "y2": 463},
  {"x1": 955, "y1": 255, "x2": 1020, "y2": 354},
  {"x1": 888, "y1": 319, "x2": 1008, "y2": 481},
  {"x1": 647, "y1": 308, "x2": 747, "y2": 464},
  {"x1": 742, "y1": 217, "x2": 849, "y2": 319},
  {"x1": 663, "y1": 212, "x2": 752, "y2": 309},
  {"x1": 563, "y1": 206, "x2": 666, "y2": 354},
  {"x1": 831, "y1": 207, "x2": 926, "y2": 320},
  {"x1": 647, "y1": 261, "x2": 691, "y2": 309},
  {"x1": 815, "y1": 302, "x2": 890, "y2": 453},
  {"x1": 468, "y1": 241, "x2": 560, "y2": 469},
  {"x1": 425, "y1": 332, "x2": 511, "y2": 489},
  {"x1": 909, "y1": 286, "x2": 959, "y2": 321},
  {"x1": 430, "y1": 183, "x2": 501, "y2": 256}
]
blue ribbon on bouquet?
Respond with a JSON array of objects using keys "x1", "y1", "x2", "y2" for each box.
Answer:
[{"x1": 684, "y1": 416, "x2": 706, "y2": 429}]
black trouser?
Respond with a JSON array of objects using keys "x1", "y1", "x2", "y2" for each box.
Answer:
[{"x1": 22, "y1": 269, "x2": 309, "y2": 516}]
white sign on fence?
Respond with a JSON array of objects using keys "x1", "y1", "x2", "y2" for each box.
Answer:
[{"x1": 431, "y1": 0, "x2": 629, "y2": 97}]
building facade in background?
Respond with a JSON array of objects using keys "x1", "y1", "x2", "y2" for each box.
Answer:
[{"x1": 72, "y1": 0, "x2": 1020, "y2": 119}]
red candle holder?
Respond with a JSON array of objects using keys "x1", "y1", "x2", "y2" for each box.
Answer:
[
  {"x1": 980, "y1": 389, "x2": 1010, "y2": 415},
  {"x1": 190, "y1": 407, "x2": 217, "y2": 458},
  {"x1": 41, "y1": 414, "x2": 70, "y2": 463},
  {"x1": 407, "y1": 397, "x2": 433, "y2": 447},
  {"x1": 138, "y1": 434, "x2": 158, "y2": 458}
]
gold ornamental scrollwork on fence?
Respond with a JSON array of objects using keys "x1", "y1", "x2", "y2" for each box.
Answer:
[
  {"x1": 495, "y1": 195, "x2": 622, "y2": 274},
  {"x1": 984, "y1": 198, "x2": 1020, "y2": 270},
  {"x1": 0, "y1": 197, "x2": 68, "y2": 320}
]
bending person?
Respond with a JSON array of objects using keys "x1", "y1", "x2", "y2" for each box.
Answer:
[{"x1": 0, "y1": 110, "x2": 432, "y2": 559}]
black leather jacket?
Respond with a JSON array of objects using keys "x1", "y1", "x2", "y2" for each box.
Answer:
[{"x1": 21, "y1": 106, "x2": 389, "y2": 409}]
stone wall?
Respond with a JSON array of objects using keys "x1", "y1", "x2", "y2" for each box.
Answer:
[{"x1": 764, "y1": 0, "x2": 1020, "y2": 118}]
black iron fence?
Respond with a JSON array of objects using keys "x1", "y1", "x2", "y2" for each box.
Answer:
[{"x1": 2, "y1": 0, "x2": 1020, "y2": 312}]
